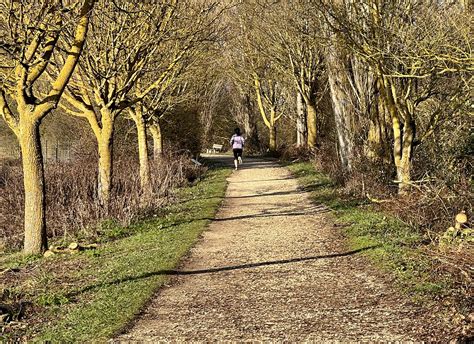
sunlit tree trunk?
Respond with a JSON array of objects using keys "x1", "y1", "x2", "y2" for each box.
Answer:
[
  {"x1": 296, "y1": 92, "x2": 307, "y2": 147},
  {"x1": 397, "y1": 117, "x2": 415, "y2": 194},
  {"x1": 130, "y1": 106, "x2": 151, "y2": 197},
  {"x1": 380, "y1": 74, "x2": 415, "y2": 194},
  {"x1": 96, "y1": 110, "x2": 114, "y2": 207},
  {"x1": 253, "y1": 76, "x2": 281, "y2": 152},
  {"x1": 327, "y1": 41, "x2": 354, "y2": 171},
  {"x1": 306, "y1": 100, "x2": 318, "y2": 147},
  {"x1": 149, "y1": 120, "x2": 163, "y2": 160},
  {"x1": 19, "y1": 117, "x2": 47, "y2": 254},
  {"x1": 0, "y1": 0, "x2": 95, "y2": 254},
  {"x1": 269, "y1": 124, "x2": 277, "y2": 151}
]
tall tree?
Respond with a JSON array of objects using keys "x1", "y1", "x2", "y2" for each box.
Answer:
[
  {"x1": 229, "y1": 1, "x2": 287, "y2": 151},
  {"x1": 324, "y1": 0, "x2": 472, "y2": 192},
  {"x1": 0, "y1": 0, "x2": 95, "y2": 254},
  {"x1": 59, "y1": 0, "x2": 177, "y2": 205},
  {"x1": 267, "y1": 1, "x2": 326, "y2": 148}
]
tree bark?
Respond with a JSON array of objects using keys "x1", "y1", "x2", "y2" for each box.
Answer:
[
  {"x1": 378, "y1": 72, "x2": 416, "y2": 194},
  {"x1": 149, "y1": 121, "x2": 163, "y2": 161},
  {"x1": 97, "y1": 110, "x2": 114, "y2": 207},
  {"x1": 296, "y1": 91, "x2": 307, "y2": 147},
  {"x1": 327, "y1": 37, "x2": 355, "y2": 171},
  {"x1": 306, "y1": 100, "x2": 317, "y2": 147},
  {"x1": 242, "y1": 94, "x2": 261, "y2": 152},
  {"x1": 367, "y1": 114, "x2": 383, "y2": 159},
  {"x1": 0, "y1": 0, "x2": 95, "y2": 254},
  {"x1": 132, "y1": 108, "x2": 151, "y2": 195},
  {"x1": 269, "y1": 125, "x2": 277, "y2": 151},
  {"x1": 397, "y1": 118, "x2": 415, "y2": 194},
  {"x1": 366, "y1": 94, "x2": 391, "y2": 164},
  {"x1": 20, "y1": 117, "x2": 47, "y2": 254}
]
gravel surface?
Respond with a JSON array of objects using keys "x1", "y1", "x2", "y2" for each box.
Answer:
[{"x1": 116, "y1": 157, "x2": 440, "y2": 342}]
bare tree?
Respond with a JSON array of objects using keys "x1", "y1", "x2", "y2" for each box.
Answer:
[
  {"x1": 323, "y1": 0, "x2": 472, "y2": 192},
  {"x1": 0, "y1": 0, "x2": 96, "y2": 254},
  {"x1": 229, "y1": 2, "x2": 288, "y2": 151},
  {"x1": 266, "y1": 1, "x2": 327, "y2": 148},
  {"x1": 58, "y1": 0, "x2": 177, "y2": 205}
]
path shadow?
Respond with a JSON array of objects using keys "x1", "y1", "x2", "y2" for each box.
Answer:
[
  {"x1": 227, "y1": 190, "x2": 302, "y2": 199},
  {"x1": 202, "y1": 155, "x2": 278, "y2": 169},
  {"x1": 213, "y1": 208, "x2": 331, "y2": 221},
  {"x1": 67, "y1": 246, "x2": 378, "y2": 298},
  {"x1": 155, "y1": 206, "x2": 331, "y2": 232},
  {"x1": 230, "y1": 177, "x2": 294, "y2": 183}
]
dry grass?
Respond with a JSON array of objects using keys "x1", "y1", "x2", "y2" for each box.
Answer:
[
  {"x1": 280, "y1": 141, "x2": 472, "y2": 242},
  {"x1": 0, "y1": 152, "x2": 205, "y2": 252}
]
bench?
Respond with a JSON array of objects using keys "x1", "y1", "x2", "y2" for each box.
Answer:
[{"x1": 207, "y1": 144, "x2": 223, "y2": 154}]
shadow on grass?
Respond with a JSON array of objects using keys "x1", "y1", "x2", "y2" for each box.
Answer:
[
  {"x1": 67, "y1": 245, "x2": 379, "y2": 298},
  {"x1": 309, "y1": 192, "x2": 369, "y2": 211}
]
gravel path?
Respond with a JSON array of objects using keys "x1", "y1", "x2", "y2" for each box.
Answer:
[{"x1": 116, "y1": 157, "x2": 437, "y2": 342}]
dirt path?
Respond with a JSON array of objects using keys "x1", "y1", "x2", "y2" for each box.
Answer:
[{"x1": 116, "y1": 157, "x2": 437, "y2": 341}]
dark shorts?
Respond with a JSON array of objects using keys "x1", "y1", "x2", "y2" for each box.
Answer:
[{"x1": 233, "y1": 149, "x2": 243, "y2": 159}]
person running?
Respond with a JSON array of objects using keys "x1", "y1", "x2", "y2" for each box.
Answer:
[{"x1": 230, "y1": 128, "x2": 245, "y2": 170}]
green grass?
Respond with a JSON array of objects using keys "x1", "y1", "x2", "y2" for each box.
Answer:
[
  {"x1": 1, "y1": 166, "x2": 231, "y2": 342},
  {"x1": 287, "y1": 162, "x2": 448, "y2": 298}
]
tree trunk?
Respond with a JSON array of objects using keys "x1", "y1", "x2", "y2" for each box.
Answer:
[
  {"x1": 397, "y1": 119, "x2": 415, "y2": 194},
  {"x1": 367, "y1": 115, "x2": 383, "y2": 159},
  {"x1": 296, "y1": 91, "x2": 307, "y2": 147},
  {"x1": 149, "y1": 121, "x2": 163, "y2": 161},
  {"x1": 379, "y1": 73, "x2": 415, "y2": 194},
  {"x1": 20, "y1": 117, "x2": 47, "y2": 254},
  {"x1": 328, "y1": 76, "x2": 353, "y2": 171},
  {"x1": 269, "y1": 125, "x2": 277, "y2": 151},
  {"x1": 242, "y1": 94, "x2": 261, "y2": 152},
  {"x1": 327, "y1": 38, "x2": 355, "y2": 171},
  {"x1": 306, "y1": 100, "x2": 317, "y2": 147},
  {"x1": 97, "y1": 112, "x2": 114, "y2": 207},
  {"x1": 132, "y1": 108, "x2": 151, "y2": 195}
]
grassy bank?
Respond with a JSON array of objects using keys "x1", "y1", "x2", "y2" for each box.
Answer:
[
  {"x1": 286, "y1": 162, "x2": 450, "y2": 298},
  {"x1": 0, "y1": 166, "x2": 231, "y2": 342}
]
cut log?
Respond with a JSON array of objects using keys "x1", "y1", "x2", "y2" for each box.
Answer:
[
  {"x1": 43, "y1": 250, "x2": 55, "y2": 258},
  {"x1": 68, "y1": 242, "x2": 79, "y2": 250},
  {"x1": 81, "y1": 244, "x2": 98, "y2": 250},
  {"x1": 455, "y1": 212, "x2": 468, "y2": 226}
]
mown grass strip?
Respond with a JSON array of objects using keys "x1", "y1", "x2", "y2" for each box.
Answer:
[
  {"x1": 287, "y1": 162, "x2": 448, "y2": 298},
  {"x1": 33, "y1": 166, "x2": 231, "y2": 342}
]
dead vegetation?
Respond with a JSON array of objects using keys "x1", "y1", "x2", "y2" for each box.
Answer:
[{"x1": 0, "y1": 151, "x2": 204, "y2": 251}]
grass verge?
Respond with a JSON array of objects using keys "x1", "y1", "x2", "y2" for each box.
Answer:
[
  {"x1": 0, "y1": 165, "x2": 231, "y2": 342},
  {"x1": 286, "y1": 162, "x2": 450, "y2": 298}
]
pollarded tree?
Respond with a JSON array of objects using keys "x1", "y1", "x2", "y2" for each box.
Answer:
[
  {"x1": 265, "y1": 1, "x2": 327, "y2": 148},
  {"x1": 129, "y1": 71, "x2": 185, "y2": 198},
  {"x1": 127, "y1": 0, "x2": 224, "y2": 197},
  {"x1": 323, "y1": 0, "x2": 472, "y2": 193},
  {"x1": 58, "y1": 0, "x2": 178, "y2": 206},
  {"x1": 252, "y1": 72, "x2": 286, "y2": 151},
  {"x1": 229, "y1": 2, "x2": 288, "y2": 151},
  {"x1": 324, "y1": 0, "x2": 378, "y2": 171},
  {"x1": 61, "y1": 0, "x2": 224, "y2": 203},
  {"x1": 0, "y1": 0, "x2": 96, "y2": 254}
]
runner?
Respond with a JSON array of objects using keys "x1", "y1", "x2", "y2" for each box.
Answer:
[{"x1": 230, "y1": 128, "x2": 245, "y2": 170}]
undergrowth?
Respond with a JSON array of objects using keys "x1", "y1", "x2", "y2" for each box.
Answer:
[
  {"x1": 287, "y1": 162, "x2": 450, "y2": 297},
  {"x1": 287, "y1": 161, "x2": 474, "y2": 340},
  {"x1": 0, "y1": 165, "x2": 231, "y2": 342}
]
